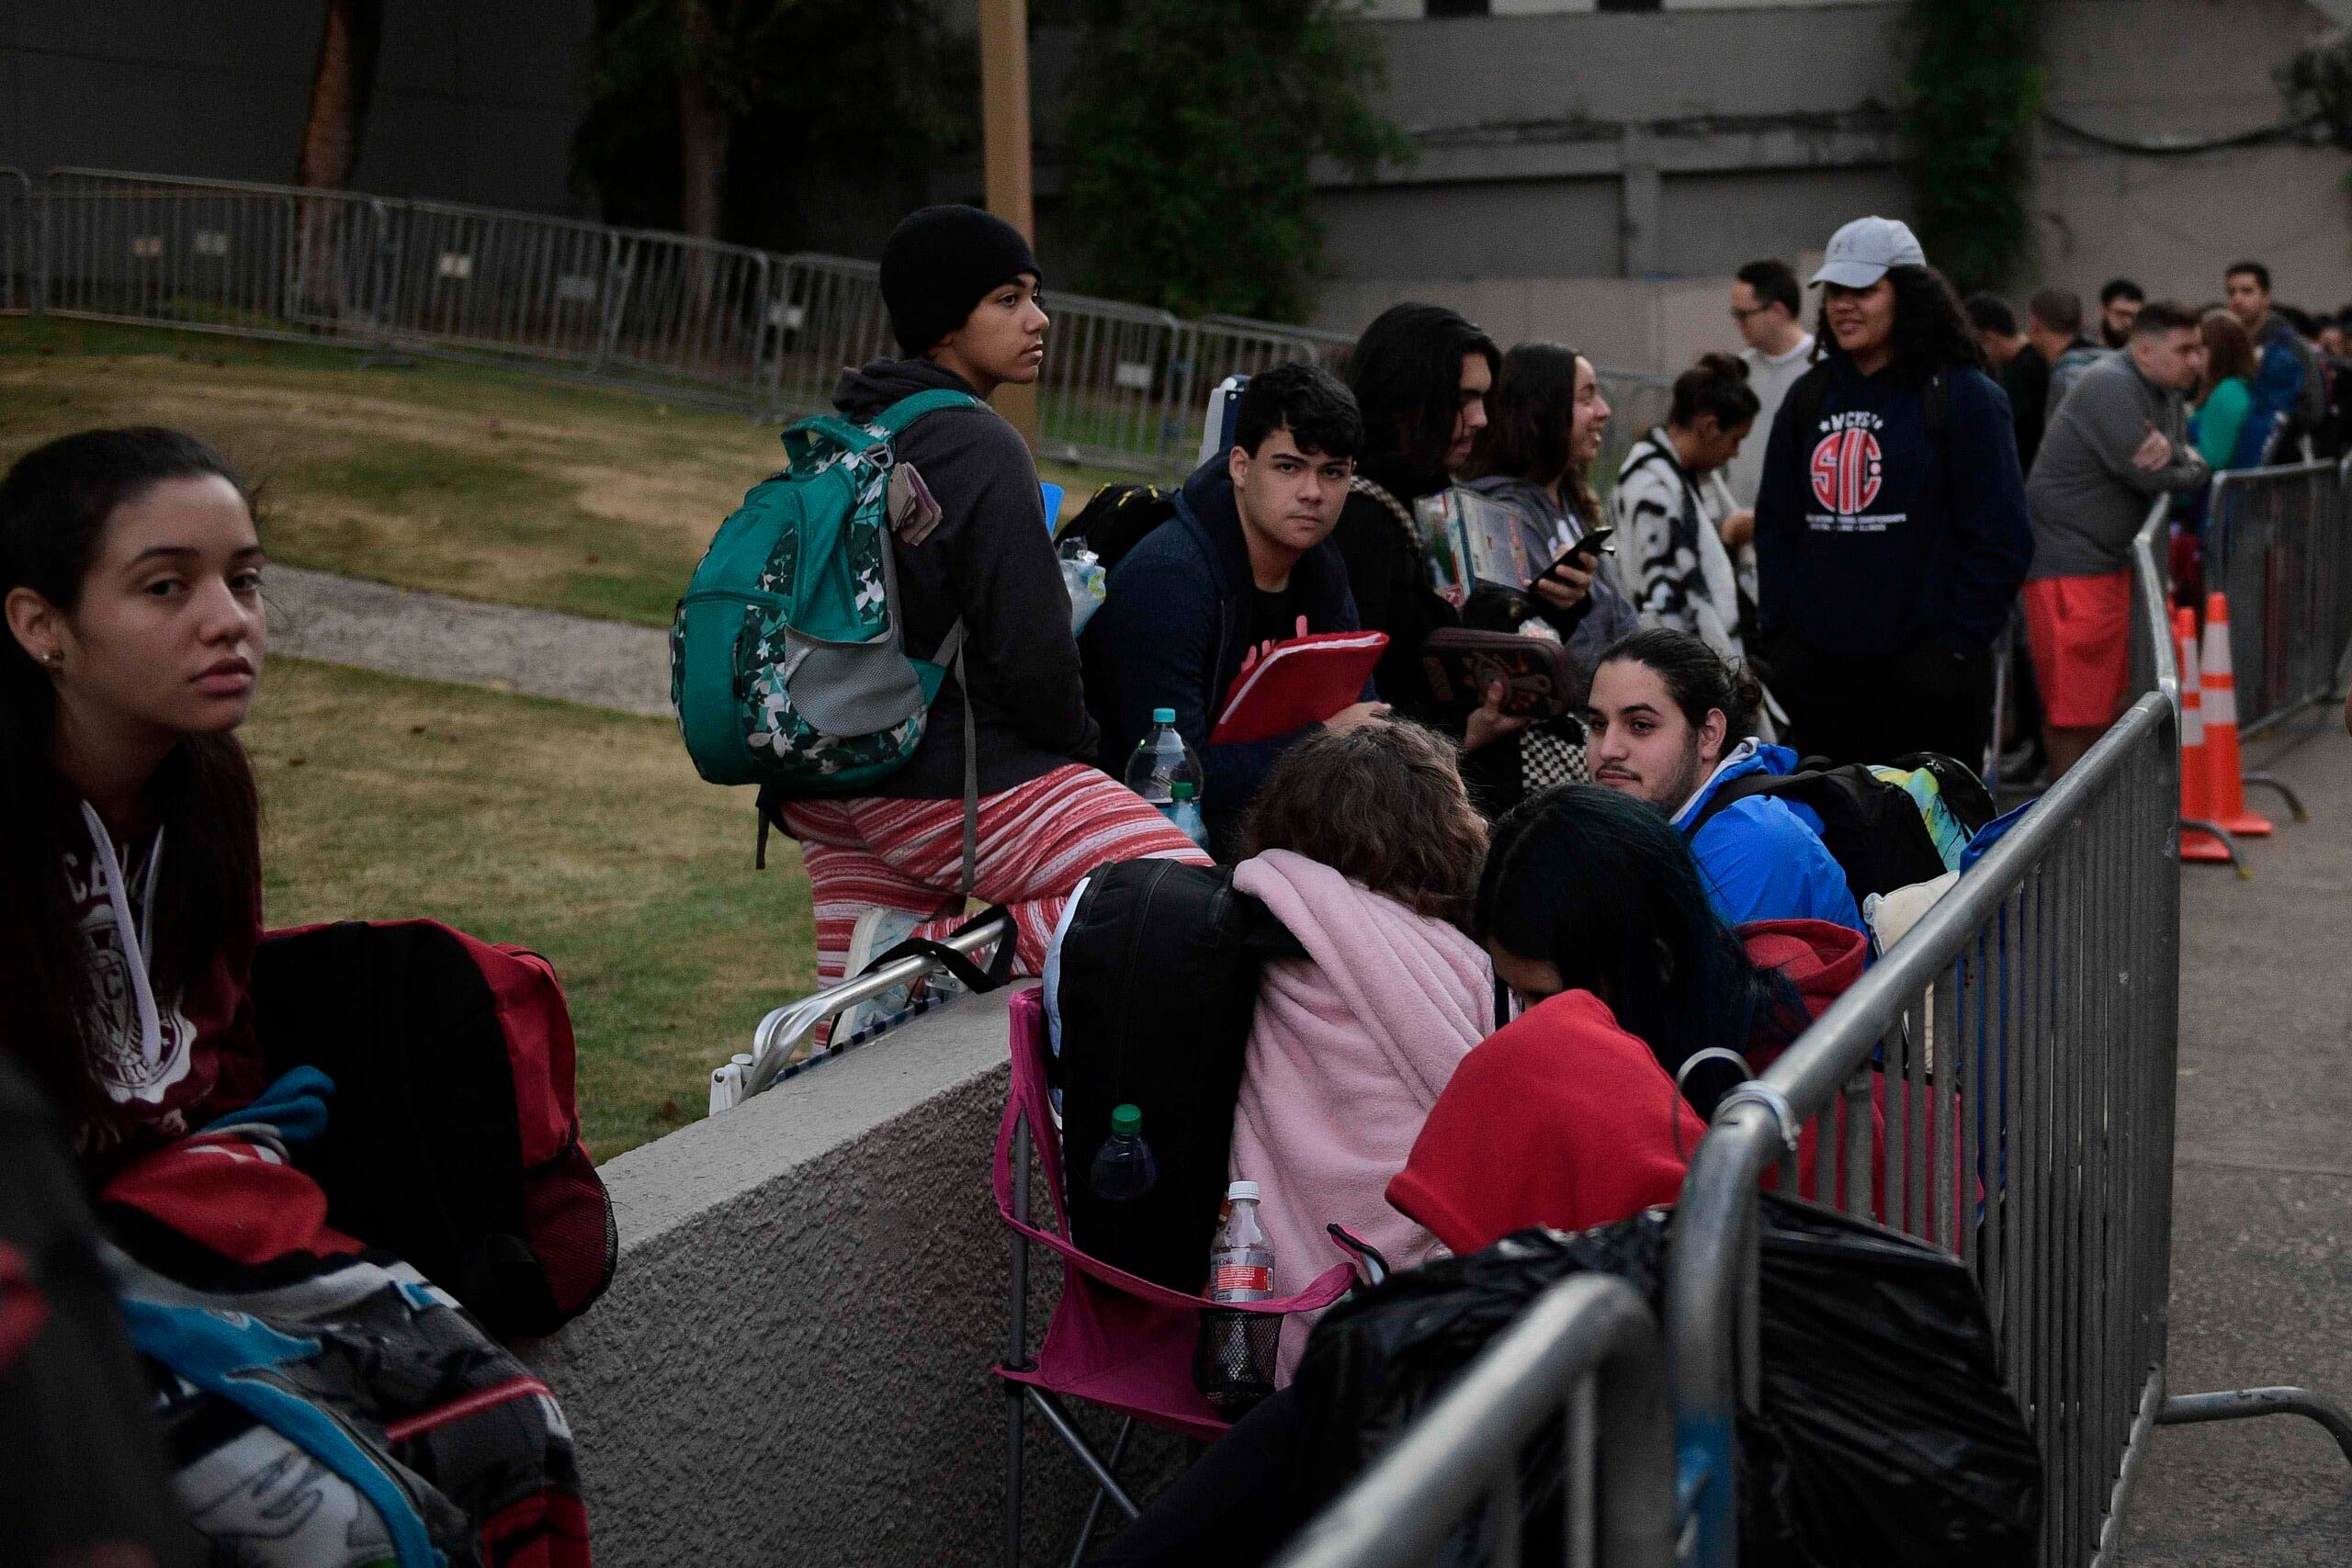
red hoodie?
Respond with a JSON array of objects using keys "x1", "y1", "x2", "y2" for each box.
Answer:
[{"x1": 1386, "y1": 919, "x2": 1868, "y2": 1257}]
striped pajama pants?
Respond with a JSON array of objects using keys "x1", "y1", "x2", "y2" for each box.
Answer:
[{"x1": 776, "y1": 762, "x2": 1212, "y2": 991}]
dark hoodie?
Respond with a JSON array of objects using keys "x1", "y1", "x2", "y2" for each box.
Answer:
[
  {"x1": 831, "y1": 359, "x2": 1098, "y2": 798},
  {"x1": 1080, "y1": 457, "x2": 1367, "y2": 856},
  {"x1": 1753, "y1": 353, "x2": 2032, "y2": 662}
]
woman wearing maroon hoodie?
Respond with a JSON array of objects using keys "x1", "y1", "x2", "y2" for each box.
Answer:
[
  {"x1": 1389, "y1": 783, "x2": 1870, "y2": 1252},
  {"x1": 3, "y1": 429, "x2": 586, "y2": 1567}
]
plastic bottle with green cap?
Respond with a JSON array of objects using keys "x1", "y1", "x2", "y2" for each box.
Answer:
[
  {"x1": 1164, "y1": 780, "x2": 1208, "y2": 850},
  {"x1": 1090, "y1": 1102, "x2": 1159, "y2": 1202},
  {"x1": 1122, "y1": 706, "x2": 1204, "y2": 807}
]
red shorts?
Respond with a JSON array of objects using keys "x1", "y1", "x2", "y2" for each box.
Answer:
[{"x1": 2022, "y1": 570, "x2": 2132, "y2": 728}]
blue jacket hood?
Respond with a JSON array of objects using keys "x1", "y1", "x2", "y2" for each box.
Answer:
[{"x1": 1671, "y1": 739, "x2": 1797, "y2": 830}]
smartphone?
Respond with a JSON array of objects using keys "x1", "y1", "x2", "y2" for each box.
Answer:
[{"x1": 1535, "y1": 526, "x2": 1614, "y2": 586}]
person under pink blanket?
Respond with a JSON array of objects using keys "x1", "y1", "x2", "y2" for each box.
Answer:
[{"x1": 1224, "y1": 721, "x2": 1496, "y2": 1383}]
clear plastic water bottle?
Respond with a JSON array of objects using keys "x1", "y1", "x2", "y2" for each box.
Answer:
[
  {"x1": 1123, "y1": 707, "x2": 1204, "y2": 807},
  {"x1": 1197, "y1": 1179, "x2": 1279, "y2": 1416},
  {"x1": 1163, "y1": 781, "x2": 1208, "y2": 850},
  {"x1": 1207, "y1": 1180, "x2": 1275, "y2": 1303},
  {"x1": 1089, "y1": 1103, "x2": 1159, "y2": 1202}
]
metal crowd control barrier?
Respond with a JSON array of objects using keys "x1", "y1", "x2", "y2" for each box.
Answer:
[
  {"x1": 2203, "y1": 458, "x2": 2352, "y2": 739},
  {"x1": 1665, "y1": 501, "x2": 2352, "y2": 1567},
  {"x1": 0, "y1": 167, "x2": 31, "y2": 313},
  {"x1": 1272, "y1": 1275, "x2": 1677, "y2": 1568},
  {"x1": 9, "y1": 164, "x2": 1690, "y2": 479}
]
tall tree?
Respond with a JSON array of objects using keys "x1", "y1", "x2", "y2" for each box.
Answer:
[
  {"x1": 578, "y1": 0, "x2": 964, "y2": 249},
  {"x1": 1060, "y1": 0, "x2": 1411, "y2": 322},
  {"x1": 1897, "y1": 0, "x2": 2045, "y2": 293},
  {"x1": 296, "y1": 0, "x2": 385, "y2": 191}
]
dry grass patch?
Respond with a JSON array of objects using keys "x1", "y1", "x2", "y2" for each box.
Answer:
[{"x1": 245, "y1": 657, "x2": 812, "y2": 1160}]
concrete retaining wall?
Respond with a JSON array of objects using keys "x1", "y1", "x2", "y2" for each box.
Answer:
[{"x1": 530, "y1": 986, "x2": 1184, "y2": 1566}]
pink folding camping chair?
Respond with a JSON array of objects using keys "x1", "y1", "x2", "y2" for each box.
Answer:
[{"x1": 992, "y1": 986, "x2": 1354, "y2": 1567}]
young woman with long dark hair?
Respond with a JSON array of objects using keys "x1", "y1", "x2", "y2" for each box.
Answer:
[
  {"x1": 0, "y1": 427, "x2": 268, "y2": 1163},
  {"x1": 2, "y1": 427, "x2": 589, "y2": 1566},
  {"x1": 1386, "y1": 784, "x2": 1865, "y2": 1251},
  {"x1": 1335, "y1": 302, "x2": 1509, "y2": 740},
  {"x1": 1460, "y1": 341, "x2": 1639, "y2": 807},
  {"x1": 1752, "y1": 218, "x2": 2033, "y2": 768}
]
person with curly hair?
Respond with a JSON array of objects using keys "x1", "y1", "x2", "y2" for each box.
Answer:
[
  {"x1": 1752, "y1": 217, "x2": 2033, "y2": 766},
  {"x1": 1223, "y1": 719, "x2": 1494, "y2": 1384}
]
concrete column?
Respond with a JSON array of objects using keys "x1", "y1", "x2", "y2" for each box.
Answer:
[{"x1": 1620, "y1": 122, "x2": 1662, "y2": 279}]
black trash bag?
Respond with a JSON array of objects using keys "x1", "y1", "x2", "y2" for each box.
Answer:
[
  {"x1": 1285, "y1": 1195, "x2": 2040, "y2": 1568},
  {"x1": 1287, "y1": 1212, "x2": 1673, "y2": 1563},
  {"x1": 1740, "y1": 1198, "x2": 2041, "y2": 1567}
]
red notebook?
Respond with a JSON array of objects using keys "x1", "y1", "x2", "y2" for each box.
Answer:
[{"x1": 1208, "y1": 630, "x2": 1389, "y2": 746}]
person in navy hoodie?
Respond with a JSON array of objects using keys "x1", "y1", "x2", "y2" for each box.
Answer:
[
  {"x1": 1082, "y1": 363, "x2": 1386, "y2": 857},
  {"x1": 1753, "y1": 216, "x2": 2033, "y2": 768},
  {"x1": 1585, "y1": 628, "x2": 1861, "y2": 933}
]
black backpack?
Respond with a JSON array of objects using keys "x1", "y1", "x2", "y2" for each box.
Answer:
[
  {"x1": 251, "y1": 920, "x2": 619, "y2": 1341},
  {"x1": 1056, "y1": 482, "x2": 1179, "y2": 571},
  {"x1": 1049, "y1": 859, "x2": 1303, "y2": 1292},
  {"x1": 1687, "y1": 755, "x2": 1951, "y2": 906}
]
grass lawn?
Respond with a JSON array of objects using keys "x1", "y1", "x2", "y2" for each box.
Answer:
[
  {"x1": 245, "y1": 656, "x2": 809, "y2": 1163},
  {"x1": 0, "y1": 315, "x2": 1135, "y2": 626}
]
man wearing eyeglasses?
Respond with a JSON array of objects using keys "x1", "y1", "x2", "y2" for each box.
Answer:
[{"x1": 1724, "y1": 258, "x2": 1816, "y2": 512}]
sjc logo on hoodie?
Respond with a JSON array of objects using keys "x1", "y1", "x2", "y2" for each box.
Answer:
[{"x1": 1807, "y1": 411, "x2": 1891, "y2": 526}]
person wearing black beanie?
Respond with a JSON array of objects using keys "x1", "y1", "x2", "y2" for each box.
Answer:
[
  {"x1": 881, "y1": 205, "x2": 1041, "y2": 352},
  {"x1": 766, "y1": 208, "x2": 1210, "y2": 1029}
]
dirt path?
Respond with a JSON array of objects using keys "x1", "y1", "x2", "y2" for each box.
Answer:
[{"x1": 266, "y1": 565, "x2": 672, "y2": 717}]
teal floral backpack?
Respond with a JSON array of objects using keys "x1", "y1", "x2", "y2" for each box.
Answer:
[{"x1": 672, "y1": 389, "x2": 982, "y2": 879}]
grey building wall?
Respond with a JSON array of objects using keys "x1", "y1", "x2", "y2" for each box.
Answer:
[{"x1": 0, "y1": 0, "x2": 594, "y2": 213}]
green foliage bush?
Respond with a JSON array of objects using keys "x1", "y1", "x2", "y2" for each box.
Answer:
[
  {"x1": 1897, "y1": 0, "x2": 2046, "y2": 293},
  {"x1": 1061, "y1": 0, "x2": 1412, "y2": 322}
]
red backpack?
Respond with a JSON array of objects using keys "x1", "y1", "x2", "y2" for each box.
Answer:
[{"x1": 251, "y1": 920, "x2": 617, "y2": 1339}]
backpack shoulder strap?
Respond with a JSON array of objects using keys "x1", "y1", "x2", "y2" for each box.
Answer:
[
  {"x1": 872, "y1": 388, "x2": 983, "y2": 435},
  {"x1": 1681, "y1": 770, "x2": 1788, "y2": 840},
  {"x1": 1923, "y1": 368, "x2": 1951, "y2": 440}
]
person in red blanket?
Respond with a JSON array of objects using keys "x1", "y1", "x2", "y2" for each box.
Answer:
[
  {"x1": 1388, "y1": 782, "x2": 1870, "y2": 1253},
  {"x1": 2, "y1": 428, "x2": 586, "y2": 1568}
]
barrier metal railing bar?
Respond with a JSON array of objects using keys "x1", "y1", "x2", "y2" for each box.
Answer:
[
  {"x1": 12, "y1": 165, "x2": 1690, "y2": 484},
  {"x1": 1269, "y1": 1274, "x2": 1677, "y2": 1568},
  {"x1": 1663, "y1": 500, "x2": 2352, "y2": 1568},
  {"x1": 2202, "y1": 457, "x2": 2352, "y2": 747},
  {"x1": 0, "y1": 166, "x2": 31, "y2": 314}
]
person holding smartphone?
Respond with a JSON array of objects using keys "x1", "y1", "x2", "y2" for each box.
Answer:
[
  {"x1": 1612, "y1": 352, "x2": 1761, "y2": 667},
  {"x1": 1458, "y1": 341, "x2": 1638, "y2": 811}
]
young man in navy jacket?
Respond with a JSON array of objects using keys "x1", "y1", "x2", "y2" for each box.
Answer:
[
  {"x1": 1753, "y1": 216, "x2": 2034, "y2": 768},
  {"x1": 1083, "y1": 364, "x2": 1385, "y2": 857}
]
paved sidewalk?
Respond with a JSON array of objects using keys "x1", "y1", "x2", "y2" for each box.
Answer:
[
  {"x1": 2119, "y1": 720, "x2": 2352, "y2": 1563},
  {"x1": 265, "y1": 565, "x2": 672, "y2": 717}
]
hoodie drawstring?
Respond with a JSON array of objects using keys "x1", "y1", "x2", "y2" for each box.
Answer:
[{"x1": 79, "y1": 801, "x2": 167, "y2": 1072}]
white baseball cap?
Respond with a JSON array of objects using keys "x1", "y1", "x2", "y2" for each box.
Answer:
[{"x1": 1811, "y1": 216, "x2": 1928, "y2": 288}]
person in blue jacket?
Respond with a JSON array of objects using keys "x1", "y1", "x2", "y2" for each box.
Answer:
[
  {"x1": 1082, "y1": 364, "x2": 1387, "y2": 858},
  {"x1": 1586, "y1": 628, "x2": 1862, "y2": 932},
  {"x1": 1753, "y1": 216, "x2": 2033, "y2": 768}
]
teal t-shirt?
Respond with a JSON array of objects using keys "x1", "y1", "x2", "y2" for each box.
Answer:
[{"x1": 2194, "y1": 377, "x2": 2253, "y2": 470}]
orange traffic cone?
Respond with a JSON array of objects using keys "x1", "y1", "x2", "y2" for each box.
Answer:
[
  {"x1": 2177, "y1": 607, "x2": 2232, "y2": 863},
  {"x1": 2199, "y1": 592, "x2": 2272, "y2": 836}
]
